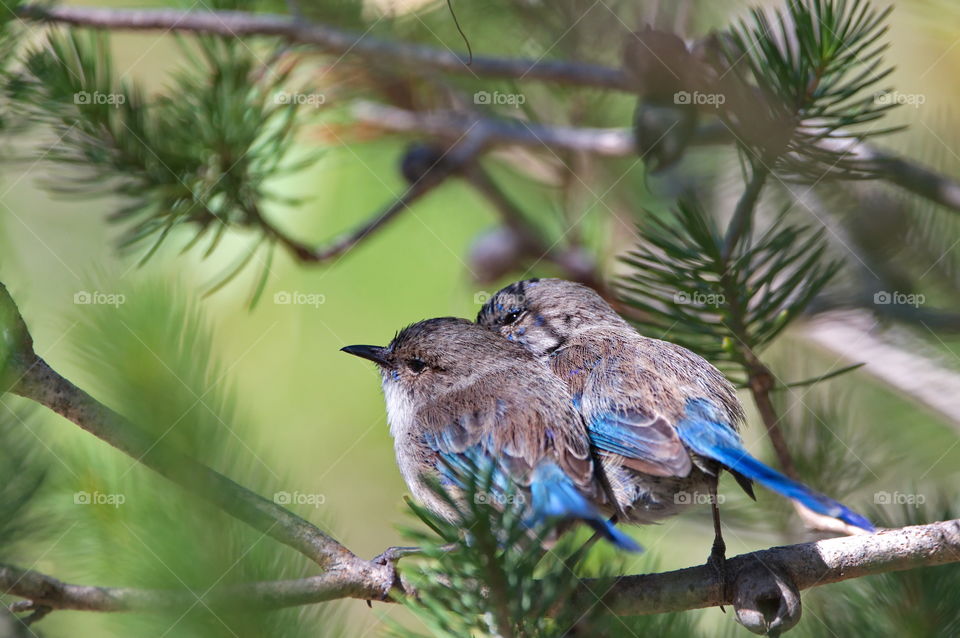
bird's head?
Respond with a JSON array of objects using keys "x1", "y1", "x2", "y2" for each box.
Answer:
[
  {"x1": 477, "y1": 278, "x2": 626, "y2": 358},
  {"x1": 342, "y1": 317, "x2": 520, "y2": 400}
]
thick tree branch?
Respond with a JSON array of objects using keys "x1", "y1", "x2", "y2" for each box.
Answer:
[
  {"x1": 590, "y1": 518, "x2": 960, "y2": 617},
  {"x1": 4, "y1": 520, "x2": 959, "y2": 621}
]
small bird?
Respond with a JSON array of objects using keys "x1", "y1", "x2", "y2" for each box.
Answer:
[
  {"x1": 341, "y1": 317, "x2": 640, "y2": 552},
  {"x1": 477, "y1": 279, "x2": 873, "y2": 563}
]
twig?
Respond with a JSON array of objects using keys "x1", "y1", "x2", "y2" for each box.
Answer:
[
  {"x1": 722, "y1": 162, "x2": 768, "y2": 261},
  {"x1": 4, "y1": 520, "x2": 959, "y2": 618},
  {"x1": 463, "y1": 165, "x2": 606, "y2": 292},
  {"x1": 257, "y1": 125, "x2": 486, "y2": 263},
  {"x1": 1, "y1": 564, "x2": 393, "y2": 612}
]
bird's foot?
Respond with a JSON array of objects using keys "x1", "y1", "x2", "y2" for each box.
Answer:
[
  {"x1": 708, "y1": 537, "x2": 728, "y2": 613},
  {"x1": 367, "y1": 546, "x2": 421, "y2": 607}
]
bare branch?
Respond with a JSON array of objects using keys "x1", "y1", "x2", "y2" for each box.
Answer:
[
  {"x1": 16, "y1": 5, "x2": 628, "y2": 90},
  {"x1": 1, "y1": 564, "x2": 392, "y2": 613},
  {"x1": 257, "y1": 124, "x2": 487, "y2": 263},
  {"x1": 4, "y1": 520, "x2": 959, "y2": 620},
  {"x1": 591, "y1": 518, "x2": 960, "y2": 617}
]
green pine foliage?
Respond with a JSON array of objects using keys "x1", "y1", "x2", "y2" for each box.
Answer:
[
  {"x1": 391, "y1": 466, "x2": 599, "y2": 638},
  {"x1": 12, "y1": 32, "x2": 317, "y2": 299},
  {"x1": 49, "y1": 281, "x2": 341, "y2": 637},
  {"x1": 619, "y1": 200, "x2": 841, "y2": 381},
  {"x1": 0, "y1": 0, "x2": 958, "y2": 635},
  {"x1": 713, "y1": 0, "x2": 899, "y2": 180}
]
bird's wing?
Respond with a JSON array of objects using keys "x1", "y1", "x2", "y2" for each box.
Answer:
[
  {"x1": 416, "y1": 385, "x2": 641, "y2": 552},
  {"x1": 569, "y1": 350, "x2": 693, "y2": 478},
  {"x1": 417, "y1": 384, "x2": 594, "y2": 495}
]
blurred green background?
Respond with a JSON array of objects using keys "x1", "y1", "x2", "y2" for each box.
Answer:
[{"x1": 2, "y1": 0, "x2": 960, "y2": 636}]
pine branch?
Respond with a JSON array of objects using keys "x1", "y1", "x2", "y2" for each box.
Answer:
[{"x1": 1, "y1": 566, "x2": 383, "y2": 612}]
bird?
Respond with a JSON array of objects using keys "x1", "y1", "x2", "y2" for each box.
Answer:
[
  {"x1": 341, "y1": 316, "x2": 641, "y2": 553},
  {"x1": 476, "y1": 278, "x2": 874, "y2": 567}
]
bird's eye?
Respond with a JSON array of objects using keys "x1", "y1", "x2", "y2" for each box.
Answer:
[
  {"x1": 407, "y1": 358, "x2": 427, "y2": 373},
  {"x1": 502, "y1": 310, "x2": 522, "y2": 325}
]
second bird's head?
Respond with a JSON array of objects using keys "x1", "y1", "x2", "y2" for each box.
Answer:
[
  {"x1": 477, "y1": 278, "x2": 626, "y2": 357},
  {"x1": 341, "y1": 316, "x2": 520, "y2": 399}
]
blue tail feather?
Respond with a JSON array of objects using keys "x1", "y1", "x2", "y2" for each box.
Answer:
[
  {"x1": 678, "y1": 400, "x2": 875, "y2": 533},
  {"x1": 530, "y1": 462, "x2": 643, "y2": 552}
]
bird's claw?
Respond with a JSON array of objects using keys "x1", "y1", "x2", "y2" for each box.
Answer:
[
  {"x1": 366, "y1": 546, "x2": 420, "y2": 607},
  {"x1": 708, "y1": 538, "x2": 728, "y2": 613}
]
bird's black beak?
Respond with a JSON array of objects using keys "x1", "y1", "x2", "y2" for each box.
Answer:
[{"x1": 340, "y1": 344, "x2": 390, "y2": 366}]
